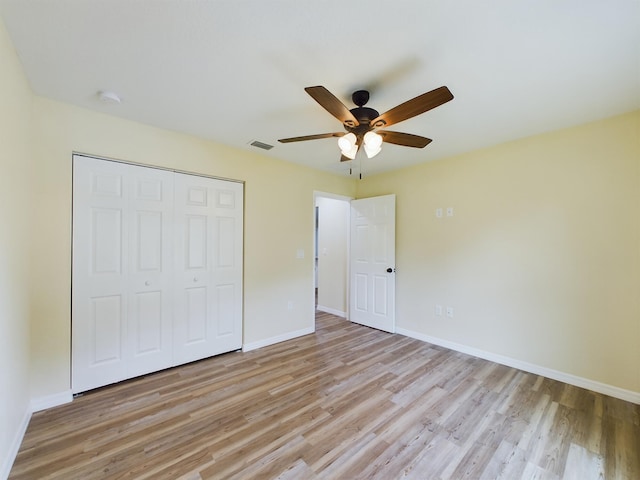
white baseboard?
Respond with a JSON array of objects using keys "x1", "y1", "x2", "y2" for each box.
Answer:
[
  {"x1": 316, "y1": 305, "x2": 346, "y2": 318},
  {"x1": 243, "y1": 326, "x2": 314, "y2": 352},
  {"x1": 397, "y1": 327, "x2": 640, "y2": 405},
  {"x1": 30, "y1": 390, "x2": 73, "y2": 413},
  {"x1": 1, "y1": 390, "x2": 73, "y2": 479},
  {"x1": 1, "y1": 405, "x2": 30, "y2": 480}
]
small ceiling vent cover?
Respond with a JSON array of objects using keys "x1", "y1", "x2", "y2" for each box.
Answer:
[{"x1": 250, "y1": 140, "x2": 274, "y2": 150}]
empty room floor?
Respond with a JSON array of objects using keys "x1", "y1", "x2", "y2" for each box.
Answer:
[{"x1": 10, "y1": 312, "x2": 640, "y2": 479}]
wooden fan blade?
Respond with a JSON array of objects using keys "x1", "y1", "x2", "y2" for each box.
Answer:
[
  {"x1": 278, "y1": 132, "x2": 344, "y2": 143},
  {"x1": 370, "y1": 86, "x2": 453, "y2": 128},
  {"x1": 305, "y1": 86, "x2": 360, "y2": 126},
  {"x1": 340, "y1": 154, "x2": 352, "y2": 162},
  {"x1": 380, "y1": 131, "x2": 432, "y2": 148}
]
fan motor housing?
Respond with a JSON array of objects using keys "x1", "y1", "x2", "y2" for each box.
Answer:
[{"x1": 345, "y1": 106, "x2": 380, "y2": 135}]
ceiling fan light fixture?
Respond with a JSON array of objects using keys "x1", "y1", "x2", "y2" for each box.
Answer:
[
  {"x1": 342, "y1": 143, "x2": 358, "y2": 160},
  {"x1": 364, "y1": 131, "x2": 382, "y2": 148},
  {"x1": 338, "y1": 132, "x2": 356, "y2": 151},
  {"x1": 364, "y1": 131, "x2": 383, "y2": 158},
  {"x1": 338, "y1": 133, "x2": 358, "y2": 159},
  {"x1": 364, "y1": 144, "x2": 382, "y2": 158}
]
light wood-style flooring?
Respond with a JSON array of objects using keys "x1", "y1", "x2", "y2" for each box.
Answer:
[{"x1": 10, "y1": 312, "x2": 640, "y2": 479}]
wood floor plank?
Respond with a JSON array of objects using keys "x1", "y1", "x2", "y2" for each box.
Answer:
[
  {"x1": 562, "y1": 442, "x2": 605, "y2": 480},
  {"x1": 359, "y1": 418, "x2": 442, "y2": 479},
  {"x1": 397, "y1": 433, "x2": 460, "y2": 479},
  {"x1": 479, "y1": 440, "x2": 528, "y2": 480},
  {"x1": 9, "y1": 311, "x2": 640, "y2": 479}
]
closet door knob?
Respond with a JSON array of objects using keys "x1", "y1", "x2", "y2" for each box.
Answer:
[
  {"x1": 193, "y1": 277, "x2": 198, "y2": 282},
  {"x1": 145, "y1": 281, "x2": 150, "y2": 286}
]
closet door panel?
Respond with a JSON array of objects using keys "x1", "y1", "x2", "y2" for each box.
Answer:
[
  {"x1": 173, "y1": 175, "x2": 215, "y2": 363},
  {"x1": 126, "y1": 165, "x2": 174, "y2": 377},
  {"x1": 215, "y1": 284, "x2": 236, "y2": 336},
  {"x1": 72, "y1": 157, "x2": 129, "y2": 392},
  {"x1": 91, "y1": 295, "x2": 124, "y2": 363},
  {"x1": 173, "y1": 174, "x2": 243, "y2": 364},
  {"x1": 186, "y1": 215, "x2": 208, "y2": 269},
  {"x1": 185, "y1": 285, "x2": 208, "y2": 343},
  {"x1": 210, "y1": 184, "x2": 243, "y2": 352}
]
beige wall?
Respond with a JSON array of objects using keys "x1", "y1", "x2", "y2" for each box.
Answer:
[
  {"x1": 357, "y1": 111, "x2": 640, "y2": 394},
  {"x1": 0, "y1": 16, "x2": 33, "y2": 476},
  {"x1": 28, "y1": 97, "x2": 356, "y2": 398},
  {"x1": 316, "y1": 196, "x2": 350, "y2": 315}
]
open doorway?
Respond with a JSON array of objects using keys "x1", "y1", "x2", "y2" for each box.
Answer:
[{"x1": 314, "y1": 192, "x2": 351, "y2": 321}]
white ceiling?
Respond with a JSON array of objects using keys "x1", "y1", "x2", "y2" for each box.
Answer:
[{"x1": 1, "y1": 0, "x2": 638, "y2": 177}]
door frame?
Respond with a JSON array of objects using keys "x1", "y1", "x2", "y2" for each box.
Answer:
[{"x1": 313, "y1": 191, "x2": 352, "y2": 325}]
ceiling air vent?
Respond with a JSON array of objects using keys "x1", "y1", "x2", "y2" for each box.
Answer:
[{"x1": 250, "y1": 140, "x2": 274, "y2": 151}]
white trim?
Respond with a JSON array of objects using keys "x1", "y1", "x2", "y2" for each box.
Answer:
[
  {"x1": 1, "y1": 406, "x2": 31, "y2": 480},
  {"x1": 73, "y1": 152, "x2": 244, "y2": 185},
  {"x1": 316, "y1": 305, "x2": 346, "y2": 318},
  {"x1": 30, "y1": 390, "x2": 73, "y2": 413},
  {"x1": 2, "y1": 391, "x2": 73, "y2": 477},
  {"x1": 397, "y1": 327, "x2": 640, "y2": 405},
  {"x1": 242, "y1": 326, "x2": 314, "y2": 352},
  {"x1": 313, "y1": 191, "x2": 353, "y2": 203}
]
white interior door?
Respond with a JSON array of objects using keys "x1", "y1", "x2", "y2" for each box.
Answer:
[
  {"x1": 349, "y1": 194, "x2": 396, "y2": 333},
  {"x1": 125, "y1": 165, "x2": 174, "y2": 378},
  {"x1": 173, "y1": 173, "x2": 243, "y2": 364},
  {"x1": 72, "y1": 158, "x2": 174, "y2": 392},
  {"x1": 72, "y1": 157, "x2": 128, "y2": 392}
]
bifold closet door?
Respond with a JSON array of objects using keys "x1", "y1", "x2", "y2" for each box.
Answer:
[
  {"x1": 72, "y1": 156, "x2": 244, "y2": 393},
  {"x1": 173, "y1": 173, "x2": 243, "y2": 364},
  {"x1": 72, "y1": 157, "x2": 174, "y2": 393}
]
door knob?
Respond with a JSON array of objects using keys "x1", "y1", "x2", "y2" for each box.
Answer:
[
  {"x1": 193, "y1": 277, "x2": 198, "y2": 282},
  {"x1": 144, "y1": 281, "x2": 150, "y2": 286},
  {"x1": 386, "y1": 267, "x2": 395, "y2": 273}
]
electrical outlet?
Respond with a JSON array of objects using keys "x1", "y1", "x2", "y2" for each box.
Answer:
[
  {"x1": 435, "y1": 305, "x2": 443, "y2": 316},
  {"x1": 446, "y1": 207, "x2": 454, "y2": 217},
  {"x1": 287, "y1": 301, "x2": 294, "y2": 310},
  {"x1": 446, "y1": 307, "x2": 454, "y2": 318},
  {"x1": 435, "y1": 208, "x2": 443, "y2": 218}
]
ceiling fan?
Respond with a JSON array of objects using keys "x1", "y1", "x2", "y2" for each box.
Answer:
[{"x1": 278, "y1": 85, "x2": 454, "y2": 162}]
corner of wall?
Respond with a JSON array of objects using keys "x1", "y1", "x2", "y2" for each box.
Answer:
[{"x1": 0, "y1": 406, "x2": 31, "y2": 480}]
